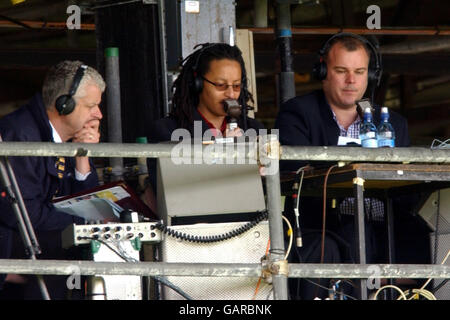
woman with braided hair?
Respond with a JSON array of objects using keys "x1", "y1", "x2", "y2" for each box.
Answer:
[
  {"x1": 148, "y1": 42, "x2": 264, "y2": 142},
  {"x1": 142, "y1": 43, "x2": 265, "y2": 216}
]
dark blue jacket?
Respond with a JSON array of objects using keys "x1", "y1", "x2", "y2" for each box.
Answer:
[
  {"x1": 0, "y1": 94, "x2": 98, "y2": 288},
  {"x1": 274, "y1": 90, "x2": 410, "y2": 171}
]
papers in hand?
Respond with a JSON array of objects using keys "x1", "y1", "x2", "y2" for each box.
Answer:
[
  {"x1": 53, "y1": 186, "x2": 131, "y2": 222},
  {"x1": 55, "y1": 198, "x2": 122, "y2": 222}
]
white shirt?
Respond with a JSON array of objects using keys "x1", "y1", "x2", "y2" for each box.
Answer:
[{"x1": 49, "y1": 121, "x2": 91, "y2": 181}]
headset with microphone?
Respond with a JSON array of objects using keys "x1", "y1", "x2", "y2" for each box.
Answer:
[
  {"x1": 55, "y1": 64, "x2": 88, "y2": 115},
  {"x1": 188, "y1": 43, "x2": 251, "y2": 130},
  {"x1": 312, "y1": 32, "x2": 383, "y2": 87}
]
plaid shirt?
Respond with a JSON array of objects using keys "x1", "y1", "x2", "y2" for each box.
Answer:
[{"x1": 332, "y1": 111, "x2": 385, "y2": 221}]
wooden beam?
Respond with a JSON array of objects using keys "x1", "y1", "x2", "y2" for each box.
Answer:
[
  {"x1": 248, "y1": 27, "x2": 450, "y2": 36},
  {"x1": 254, "y1": 52, "x2": 450, "y2": 76},
  {"x1": 0, "y1": 48, "x2": 96, "y2": 67}
]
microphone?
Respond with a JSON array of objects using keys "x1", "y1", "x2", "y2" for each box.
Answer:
[{"x1": 223, "y1": 99, "x2": 242, "y2": 130}]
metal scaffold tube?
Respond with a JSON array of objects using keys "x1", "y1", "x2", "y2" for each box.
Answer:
[
  {"x1": 280, "y1": 145, "x2": 450, "y2": 163},
  {"x1": 260, "y1": 135, "x2": 288, "y2": 300},
  {"x1": 105, "y1": 47, "x2": 124, "y2": 179},
  {"x1": 0, "y1": 142, "x2": 449, "y2": 163},
  {"x1": 0, "y1": 260, "x2": 448, "y2": 280}
]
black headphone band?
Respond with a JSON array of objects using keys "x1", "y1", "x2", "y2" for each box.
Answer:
[
  {"x1": 319, "y1": 32, "x2": 382, "y2": 84},
  {"x1": 191, "y1": 43, "x2": 220, "y2": 73},
  {"x1": 68, "y1": 64, "x2": 88, "y2": 97}
]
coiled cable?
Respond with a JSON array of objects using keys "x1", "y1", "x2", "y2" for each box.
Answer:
[{"x1": 154, "y1": 210, "x2": 268, "y2": 243}]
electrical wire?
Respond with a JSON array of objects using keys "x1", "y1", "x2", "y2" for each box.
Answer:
[
  {"x1": 80, "y1": 236, "x2": 193, "y2": 300},
  {"x1": 155, "y1": 210, "x2": 268, "y2": 243},
  {"x1": 372, "y1": 285, "x2": 408, "y2": 300},
  {"x1": 320, "y1": 165, "x2": 338, "y2": 264},
  {"x1": 432, "y1": 279, "x2": 449, "y2": 294},
  {"x1": 282, "y1": 215, "x2": 294, "y2": 260},
  {"x1": 371, "y1": 250, "x2": 449, "y2": 300},
  {"x1": 252, "y1": 215, "x2": 292, "y2": 300},
  {"x1": 404, "y1": 289, "x2": 437, "y2": 300},
  {"x1": 303, "y1": 278, "x2": 358, "y2": 300},
  {"x1": 252, "y1": 239, "x2": 271, "y2": 300},
  {"x1": 80, "y1": 237, "x2": 129, "y2": 261},
  {"x1": 293, "y1": 166, "x2": 308, "y2": 247},
  {"x1": 430, "y1": 138, "x2": 450, "y2": 149},
  {"x1": 90, "y1": 0, "x2": 141, "y2": 10},
  {"x1": 417, "y1": 248, "x2": 450, "y2": 294},
  {"x1": 314, "y1": 164, "x2": 337, "y2": 298}
]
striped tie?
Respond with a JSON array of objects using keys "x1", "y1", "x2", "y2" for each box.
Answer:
[{"x1": 55, "y1": 157, "x2": 65, "y2": 179}]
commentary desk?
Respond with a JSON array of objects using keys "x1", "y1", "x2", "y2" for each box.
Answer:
[{"x1": 293, "y1": 163, "x2": 450, "y2": 299}]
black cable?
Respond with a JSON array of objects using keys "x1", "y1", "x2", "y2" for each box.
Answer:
[
  {"x1": 152, "y1": 275, "x2": 193, "y2": 300},
  {"x1": 431, "y1": 279, "x2": 449, "y2": 294},
  {"x1": 80, "y1": 237, "x2": 131, "y2": 261},
  {"x1": 431, "y1": 191, "x2": 444, "y2": 295},
  {"x1": 154, "y1": 210, "x2": 268, "y2": 243},
  {"x1": 80, "y1": 237, "x2": 193, "y2": 300},
  {"x1": 0, "y1": 14, "x2": 33, "y2": 29},
  {"x1": 433, "y1": 190, "x2": 441, "y2": 265}
]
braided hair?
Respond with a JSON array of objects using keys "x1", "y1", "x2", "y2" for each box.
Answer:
[{"x1": 171, "y1": 43, "x2": 253, "y2": 130}]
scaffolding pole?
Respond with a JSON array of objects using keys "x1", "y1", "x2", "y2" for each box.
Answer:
[
  {"x1": 261, "y1": 135, "x2": 288, "y2": 299},
  {"x1": 0, "y1": 260, "x2": 449, "y2": 279},
  {"x1": 0, "y1": 142, "x2": 448, "y2": 163}
]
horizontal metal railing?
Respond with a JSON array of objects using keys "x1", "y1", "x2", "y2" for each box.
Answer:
[
  {"x1": 0, "y1": 141, "x2": 448, "y2": 163},
  {"x1": 1, "y1": 259, "x2": 449, "y2": 279},
  {"x1": 0, "y1": 139, "x2": 449, "y2": 300}
]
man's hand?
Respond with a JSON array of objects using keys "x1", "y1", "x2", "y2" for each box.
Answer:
[
  {"x1": 73, "y1": 119, "x2": 100, "y2": 144},
  {"x1": 73, "y1": 120, "x2": 100, "y2": 176}
]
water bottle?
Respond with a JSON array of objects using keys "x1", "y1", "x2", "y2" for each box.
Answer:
[
  {"x1": 360, "y1": 107, "x2": 378, "y2": 148},
  {"x1": 377, "y1": 107, "x2": 395, "y2": 148}
]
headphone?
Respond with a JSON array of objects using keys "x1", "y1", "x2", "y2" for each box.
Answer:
[
  {"x1": 312, "y1": 33, "x2": 383, "y2": 87},
  {"x1": 55, "y1": 64, "x2": 88, "y2": 115},
  {"x1": 190, "y1": 43, "x2": 220, "y2": 93}
]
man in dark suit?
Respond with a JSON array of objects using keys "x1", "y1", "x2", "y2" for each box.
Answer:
[
  {"x1": 274, "y1": 33, "x2": 427, "y2": 300},
  {"x1": 0, "y1": 61, "x2": 105, "y2": 299},
  {"x1": 275, "y1": 34, "x2": 409, "y2": 170}
]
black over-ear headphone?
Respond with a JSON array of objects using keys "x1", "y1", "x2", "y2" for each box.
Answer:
[
  {"x1": 55, "y1": 64, "x2": 88, "y2": 115},
  {"x1": 190, "y1": 43, "x2": 220, "y2": 93},
  {"x1": 312, "y1": 33, "x2": 383, "y2": 87}
]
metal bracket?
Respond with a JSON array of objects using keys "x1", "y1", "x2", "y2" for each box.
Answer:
[
  {"x1": 353, "y1": 177, "x2": 365, "y2": 186},
  {"x1": 261, "y1": 255, "x2": 289, "y2": 281},
  {"x1": 260, "y1": 255, "x2": 273, "y2": 283},
  {"x1": 259, "y1": 135, "x2": 282, "y2": 162},
  {"x1": 270, "y1": 259, "x2": 289, "y2": 277}
]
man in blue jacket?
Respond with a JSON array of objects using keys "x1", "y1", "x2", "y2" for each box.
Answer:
[{"x1": 0, "y1": 60, "x2": 105, "y2": 299}]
